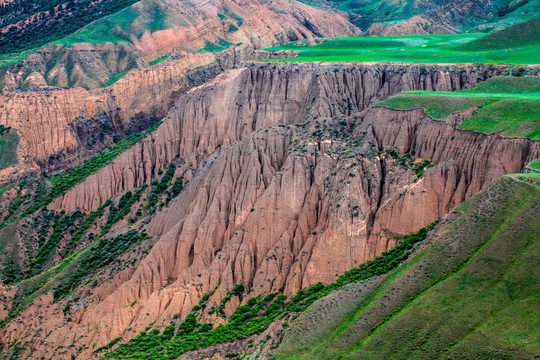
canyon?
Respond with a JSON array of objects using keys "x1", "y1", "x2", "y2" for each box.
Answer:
[
  {"x1": 0, "y1": 62, "x2": 538, "y2": 359},
  {"x1": 0, "y1": 1, "x2": 537, "y2": 359}
]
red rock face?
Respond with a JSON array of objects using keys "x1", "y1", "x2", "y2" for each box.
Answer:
[
  {"x1": 50, "y1": 63, "x2": 511, "y2": 212},
  {"x1": 0, "y1": 51, "x2": 224, "y2": 174},
  {"x1": 1, "y1": 63, "x2": 534, "y2": 359}
]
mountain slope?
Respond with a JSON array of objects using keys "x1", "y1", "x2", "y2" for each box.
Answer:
[
  {"x1": 0, "y1": 0, "x2": 360, "y2": 189},
  {"x1": 275, "y1": 174, "x2": 540, "y2": 359},
  {"x1": 0, "y1": 0, "x2": 360, "y2": 90},
  {"x1": 301, "y1": 0, "x2": 540, "y2": 35},
  {"x1": 0, "y1": 0, "x2": 139, "y2": 55},
  {"x1": 461, "y1": 16, "x2": 540, "y2": 50}
]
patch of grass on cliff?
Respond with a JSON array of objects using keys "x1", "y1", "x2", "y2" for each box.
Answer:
[
  {"x1": 377, "y1": 76, "x2": 540, "y2": 139},
  {"x1": 274, "y1": 175, "x2": 540, "y2": 360},
  {"x1": 105, "y1": 71, "x2": 129, "y2": 87},
  {"x1": 526, "y1": 158, "x2": 540, "y2": 172},
  {"x1": 379, "y1": 95, "x2": 497, "y2": 120},
  {"x1": 0, "y1": 48, "x2": 37, "y2": 68},
  {"x1": 149, "y1": 55, "x2": 169, "y2": 66},
  {"x1": 101, "y1": 223, "x2": 438, "y2": 359},
  {"x1": 463, "y1": 76, "x2": 540, "y2": 95},
  {"x1": 460, "y1": 99, "x2": 540, "y2": 139},
  {"x1": 264, "y1": 32, "x2": 540, "y2": 64},
  {"x1": 198, "y1": 39, "x2": 234, "y2": 53},
  {"x1": 0, "y1": 126, "x2": 18, "y2": 168}
]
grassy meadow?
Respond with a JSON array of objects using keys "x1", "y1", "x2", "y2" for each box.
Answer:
[
  {"x1": 265, "y1": 33, "x2": 539, "y2": 65},
  {"x1": 265, "y1": 18, "x2": 540, "y2": 65}
]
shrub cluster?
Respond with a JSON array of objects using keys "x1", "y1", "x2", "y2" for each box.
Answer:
[
  {"x1": 27, "y1": 210, "x2": 83, "y2": 277},
  {"x1": 53, "y1": 229, "x2": 142, "y2": 301},
  {"x1": 102, "y1": 185, "x2": 147, "y2": 233}
]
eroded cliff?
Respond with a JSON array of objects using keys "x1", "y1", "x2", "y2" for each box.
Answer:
[{"x1": 0, "y1": 63, "x2": 537, "y2": 359}]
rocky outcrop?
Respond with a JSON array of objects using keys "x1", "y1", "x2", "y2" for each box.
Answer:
[
  {"x1": 366, "y1": 15, "x2": 456, "y2": 36},
  {"x1": 0, "y1": 50, "x2": 231, "y2": 172},
  {"x1": 2, "y1": 63, "x2": 530, "y2": 359},
  {"x1": 249, "y1": 50, "x2": 299, "y2": 60},
  {"x1": 356, "y1": 105, "x2": 540, "y2": 244}
]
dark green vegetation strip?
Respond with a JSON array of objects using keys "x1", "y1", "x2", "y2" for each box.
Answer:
[
  {"x1": 264, "y1": 18, "x2": 540, "y2": 65},
  {"x1": 0, "y1": 0, "x2": 140, "y2": 55},
  {"x1": 101, "y1": 223, "x2": 438, "y2": 359},
  {"x1": 0, "y1": 122, "x2": 161, "y2": 237},
  {"x1": 26, "y1": 210, "x2": 85, "y2": 277},
  {"x1": 105, "y1": 71, "x2": 129, "y2": 87},
  {"x1": 53, "y1": 230, "x2": 142, "y2": 301},
  {"x1": 377, "y1": 76, "x2": 540, "y2": 140},
  {"x1": 48, "y1": 122, "x2": 160, "y2": 199},
  {"x1": 275, "y1": 175, "x2": 540, "y2": 359},
  {"x1": 21, "y1": 121, "x2": 162, "y2": 218},
  {"x1": 149, "y1": 55, "x2": 169, "y2": 66}
]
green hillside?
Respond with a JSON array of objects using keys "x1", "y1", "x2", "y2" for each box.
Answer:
[
  {"x1": 526, "y1": 159, "x2": 540, "y2": 172},
  {"x1": 265, "y1": 32, "x2": 540, "y2": 64},
  {"x1": 275, "y1": 174, "x2": 540, "y2": 359},
  {"x1": 299, "y1": 0, "x2": 540, "y2": 31},
  {"x1": 0, "y1": 0, "x2": 140, "y2": 55},
  {"x1": 378, "y1": 76, "x2": 540, "y2": 140},
  {"x1": 54, "y1": 0, "x2": 174, "y2": 47},
  {"x1": 462, "y1": 16, "x2": 540, "y2": 51}
]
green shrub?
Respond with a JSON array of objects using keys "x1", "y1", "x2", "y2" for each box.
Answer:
[{"x1": 53, "y1": 230, "x2": 142, "y2": 301}]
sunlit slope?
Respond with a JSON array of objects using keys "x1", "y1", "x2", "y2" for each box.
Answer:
[{"x1": 299, "y1": 0, "x2": 540, "y2": 32}]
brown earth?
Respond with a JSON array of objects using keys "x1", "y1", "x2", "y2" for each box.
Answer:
[{"x1": 366, "y1": 15, "x2": 456, "y2": 36}]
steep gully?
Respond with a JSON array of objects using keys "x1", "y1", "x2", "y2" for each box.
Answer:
[{"x1": 2, "y1": 63, "x2": 539, "y2": 359}]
